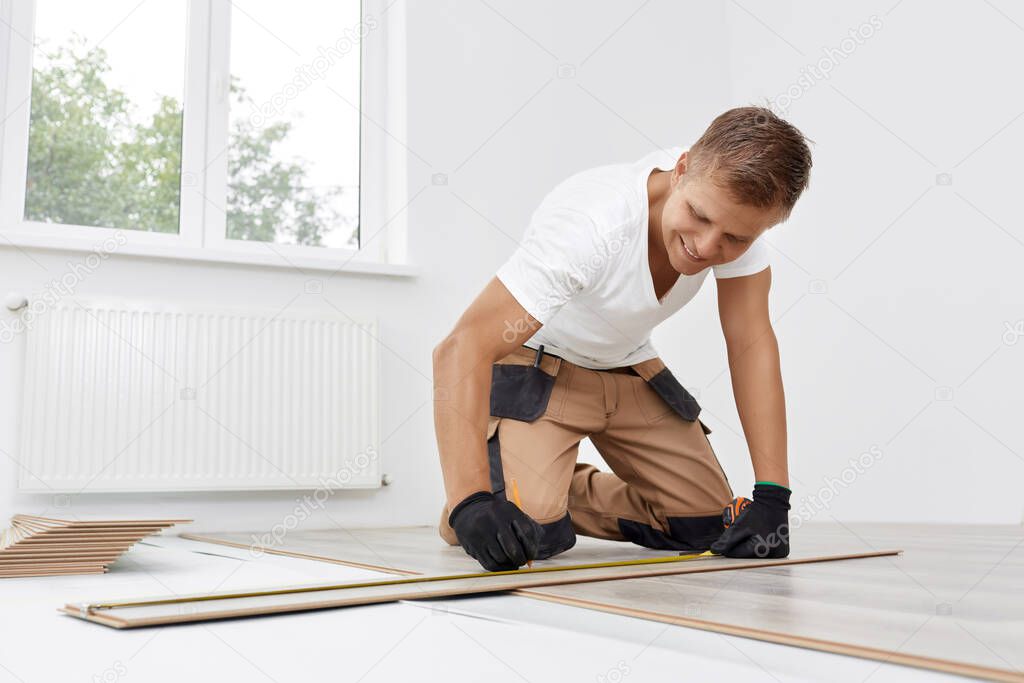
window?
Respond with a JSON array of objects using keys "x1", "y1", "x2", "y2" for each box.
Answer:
[
  {"x1": 227, "y1": 1, "x2": 361, "y2": 248},
  {"x1": 25, "y1": 1, "x2": 188, "y2": 234},
  {"x1": 0, "y1": 0, "x2": 406, "y2": 270}
]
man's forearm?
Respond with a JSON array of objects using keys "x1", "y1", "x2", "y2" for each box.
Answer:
[
  {"x1": 727, "y1": 329, "x2": 789, "y2": 487},
  {"x1": 433, "y1": 337, "x2": 494, "y2": 506}
]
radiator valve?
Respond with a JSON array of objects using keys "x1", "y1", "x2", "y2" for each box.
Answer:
[{"x1": 5, "y1": 292, "x2": 28, "y2": 311}]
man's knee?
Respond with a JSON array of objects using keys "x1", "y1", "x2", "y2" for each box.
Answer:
[
  {"x1": 499, "y1": 492, "x2": 576, "y2": 560},
  {"x1": 535, "y1": 512, "x2": 576, "y2": 559},
  {"x1": 617, "y1": 513, "x2": 724, "y2": 552}
]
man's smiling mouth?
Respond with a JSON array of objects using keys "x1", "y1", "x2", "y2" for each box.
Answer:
[{"x1": 680, "y1": 235, "x2": 706, "y2": 262}]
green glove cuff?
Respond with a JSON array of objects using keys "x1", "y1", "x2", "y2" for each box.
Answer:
[{"x1": 755, "y1": 480, "x2": 791, "y2": 492}]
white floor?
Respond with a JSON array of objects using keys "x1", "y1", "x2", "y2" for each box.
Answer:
[{"x1": 0, "y1": 536, "x2": 966, "y2": 683}]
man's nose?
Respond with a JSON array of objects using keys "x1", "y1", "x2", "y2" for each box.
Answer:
[{"x1": 696, "y1": 233, "x2": 718, "y2": 258}]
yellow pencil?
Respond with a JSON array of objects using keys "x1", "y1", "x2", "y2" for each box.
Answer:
[{"x1": 509, "y1": 478, "x2": 533, "y2": 568}]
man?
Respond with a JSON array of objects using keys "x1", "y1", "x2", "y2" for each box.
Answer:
[{"x1": 432, "y1": 106, "x2": 812, "y2": 571}]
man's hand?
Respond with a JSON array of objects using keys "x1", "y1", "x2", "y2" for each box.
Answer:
[
  {"x1": 449, "y1": 491, "x2": 543, "y2": 571},
  {"x1": 711, "y1": 483, "x2": 791, "y2": 558}
]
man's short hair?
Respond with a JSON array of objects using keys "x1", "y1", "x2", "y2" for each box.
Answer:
[{"x1": 687, "y1": 106, "x2": 813, "y2": 220}]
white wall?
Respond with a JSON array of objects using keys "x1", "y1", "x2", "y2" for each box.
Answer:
[
  {"x1": 0, "y1": 1, "x2": 734, "y2": 532},
  {"x1": 2, "y1": 0, "x2": 1019, "y2": 534},
  {"x1": 707, "y1": 0, "x2": 1024, "y2": 524}
]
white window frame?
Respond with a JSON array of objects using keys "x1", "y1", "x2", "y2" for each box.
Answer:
[{"x1": 0, "y1": 0, "x2": 412, "y2": 275}]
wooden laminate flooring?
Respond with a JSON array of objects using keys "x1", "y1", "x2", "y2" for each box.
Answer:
[{"x1": 180, "y1": 524, "x2": 1023, "y2": 681}]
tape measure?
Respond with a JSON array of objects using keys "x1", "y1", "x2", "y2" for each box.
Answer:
[
  {"x1": 723, "y1": 496, "x2": 752, "y2": 528},
  {"x1": 83, "y1": 550, "x2": 717, "y2": 612}
]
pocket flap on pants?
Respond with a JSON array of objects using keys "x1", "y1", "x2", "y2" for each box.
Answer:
[
  {"x1": 489, "y1": 364, "x2": 557, "y2": 421},
  {"x1": 646, "y1": 367, "x2": 701, "y2": 422}
]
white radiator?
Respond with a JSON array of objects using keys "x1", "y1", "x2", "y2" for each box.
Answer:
[{"x1": 18, "y1": 300, "x2": 381, "y2": 492}]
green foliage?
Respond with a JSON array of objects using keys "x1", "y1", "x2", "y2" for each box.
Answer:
[
  {"x1": 118, "y1": 94, "x2": 183, "y2": 233},
  {"x1": 24, "y1": 41, "x2": 354, "y2": 247},
  {"x1": 226, "y1": 83, "x2": 348, "y2": 247},
  {"x1": 25, "y1": 41, "x2": 155, "y2": 230}
]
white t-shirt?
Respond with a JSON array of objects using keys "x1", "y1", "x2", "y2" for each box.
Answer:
[{"x1": 496, "y1": 146, "x2": 771, "y2": 370}]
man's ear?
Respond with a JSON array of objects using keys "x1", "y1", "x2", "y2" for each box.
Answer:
[{"x1": 672, "y1": 150, "x2": 689, "y2": 187}]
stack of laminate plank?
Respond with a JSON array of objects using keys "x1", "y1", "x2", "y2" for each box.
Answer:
[{"x1": 0, "y1": 514, "x2": 191, "y2": 578}]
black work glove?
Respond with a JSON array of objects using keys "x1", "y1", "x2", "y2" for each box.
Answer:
[
  {"x1": 710, "y1": 483, "x2": 791, "y2": 558},
  {"x1": 449, "y1": 491, "x2": 543, "y2": 571}
]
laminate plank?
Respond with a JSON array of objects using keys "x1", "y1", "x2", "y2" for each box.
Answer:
[
  {"x1": 181, "y1": 523, "x2": 1023, "y2": 681},
  {"x1": 62, "y1": 548, "x2": 893, "y2": 628}
]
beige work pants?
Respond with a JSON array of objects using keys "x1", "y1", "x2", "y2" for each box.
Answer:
[{"x1": 440, "y1": 345, "x2": 733, "y2": 559}]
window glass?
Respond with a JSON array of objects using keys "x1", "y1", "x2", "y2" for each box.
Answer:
[
  {"x1": 25, "y1": 0, "x2": 187, "y2": 233},
  {"x1": 227, "y1": 1, "x2": 362, "y2": 248}
]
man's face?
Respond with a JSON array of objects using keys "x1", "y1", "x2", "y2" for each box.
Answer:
[{"x1": 660, "y1": 153, "x2": 782, "y2": 276}]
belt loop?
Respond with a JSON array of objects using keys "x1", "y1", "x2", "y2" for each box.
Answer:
[{"x1": 533, "y1": 344, "x2": 545, "y2": 368}]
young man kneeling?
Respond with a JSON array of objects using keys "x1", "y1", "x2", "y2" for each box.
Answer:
[{"x1": 433, "y1": 106, "x2": 812, "y2": 571}]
